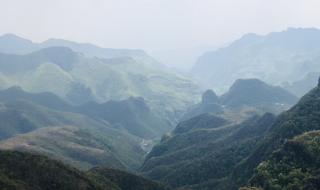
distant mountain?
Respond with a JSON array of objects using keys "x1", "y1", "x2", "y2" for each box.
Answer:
[
  {"x1": 0, "y1": 34, "x2": 38, "y2": 54},
  {"x1": 0, "y1": 33, "x2": 149, "y2": 60},
  {"x1": 0, "y1": 87, "x2": 170, "y2": 139},
  {"x1": 192, "y1": 28, "x2": 320, "y2": 93},
  {"x1": 0, "y1": 46, "x2": 200, "y2": 123},
  {"x1": 181, "y1": 79, "x2": 297, "y2": 121},
  {"x1": 283, "y1": 72, "x2": 320, "y2": 97},
  {"x1": 180, "y1": 89, "x2": 223, "y2": 121},
  {"x1": 0, "y1": 150, "x2": 170, "y2": 190},
  {"x1": 220, "y1": 79, "x2": 298, "y2": 110},
  {"x1": 77, "y1": 97, "x2": 171, "y2": 138}
]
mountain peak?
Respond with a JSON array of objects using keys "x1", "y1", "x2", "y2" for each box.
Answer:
[{"x1": 201, "y1": 89, "x2": 218, "y2": 104}]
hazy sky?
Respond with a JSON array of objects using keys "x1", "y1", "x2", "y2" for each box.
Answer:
[{"x1": 1, "y1": 0, "x2": 320, "y2": 51}]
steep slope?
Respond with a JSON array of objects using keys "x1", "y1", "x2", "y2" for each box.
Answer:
[
  {"x1": 180, "y1": 89, "x2": 223, "y2": 121},
  {"x1": 141, "y1": 113, "x2": 276, "y2": 189},
  {"x1": 192, "y1": 28, "x2": 320, "y2": 93},
  {"x1": 228, "y1": 78, "x2": 320, "y2": 189},
  {"x1": 248, "y1": 131, "x2": 320, "y2": 190},
  {"x1": 77, "y1": 97, "x2": 171, "y2": 138},
  {"x1": 0, "y1": 150, "x2": 170, "y2": 190}
]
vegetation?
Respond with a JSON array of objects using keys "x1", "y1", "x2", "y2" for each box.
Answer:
[
  {"x1": 141, "y1": 113, "x2": 276, "y2": 189},
  {"x1": 249, "y1": 131, "x2": 320, "y2": 190},
  {"x1": 0, "y1": 150, "x2": 170, "y2": 190}
]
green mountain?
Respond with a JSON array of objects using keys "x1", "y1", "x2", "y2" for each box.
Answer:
[
  {"x1": 0, "y1": 99, "x2": 145, "y2": 170},
  {"x1": 0, "y1": 86, "x2": 171, "y2": 139},
  {"x1": 77, "y1": 97, "x2": 171, "y2": 138},
  {"x1": 180, "y1": 89, "x2": 223, "y2": 121},
  {"x1": 220, "y1": 79, "x2": 297, "y2": 112},
  {"x1": 247, "y1": 131, "x2": 320, "y2": 190},
  {"x1": 0, "y1": 150, "x2": 169, "y2": 190},
  {"x1": 181, "y1": 78, "x2": 297, "y2": 121},
  {"x1": 141, "y1": 112, "x2": 276, "y2": 189},
  {"x1": 229, "y1": 78, "x2": 320, "y2": 189},
  {"x1": 142, "y1": 78, "x2": 320, "y2": 189},
  {"x1": 0, "y1": 45, "x2": 200, "y2": 123},
  {"x1": 0, "y1": 87, "x2": 171, "y2": 170},
  {"x1": 192, "y1": 28, "x2": 320, "y2": 93}
]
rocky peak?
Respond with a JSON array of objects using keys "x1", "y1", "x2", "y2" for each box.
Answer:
[{"x1": 201, "y1": 89, "x2": 219, "y2": 104}]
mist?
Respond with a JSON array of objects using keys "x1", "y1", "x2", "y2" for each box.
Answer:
[
  {"x1": 0, "y1": 1, "x2": 320, "y2": 190},
  {"x1": 1, "y1": 0, "x2": 320, "y2": 52}
]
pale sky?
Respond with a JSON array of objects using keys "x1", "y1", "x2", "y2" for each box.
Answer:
[{"x1": 1, "y1": 0, "x2": 320, "y2": 51}]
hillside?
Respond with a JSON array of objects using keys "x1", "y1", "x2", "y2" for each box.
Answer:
[
  {"x1": 0, "y1": 99, "x2": 145, "y2": 170},
  {"x1": 0, "y1": 150, "x2": 169, "y2": 190},
  {"x1": 283, "y1": 72, "x2": 320, "y2": 97},
  {"x1": 0, "y1": 150, "x2": 112, "y2": 190},
  {"x1": 181, "y1": 78, "x2": 297, "y2": 121},
  {"x1": 142, "y1": 78, "x2": 320, "y2": 189},
  {"x1": 141, "y1": 113, "x2": 276, "y2": 189},
  {"x1": 192, "y1": 28, "x2": 320, "y2": 94},
  {"x1": 247, "y1": 131, "x2": 320, "y2": 190},
  {"x1": 77, "y1": 97, "x2": 171, "y2": 138},
  {"x1": 0, "y1": 88, "x2": 171, "y2": 170},
  {"x1": 220, "y1": 79, "x2": 297, "y2": 111},
  {"x1": 88, "y1": 167, "x2": 170, "y2": 190},
  {"x1": 0, "y1": 44, "x2": 200, "y2": 123},
  {"x1": 228, "y1": 78, "x2": 320, "y2": 189}
]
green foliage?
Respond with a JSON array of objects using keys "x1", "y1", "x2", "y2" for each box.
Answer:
[
  {"x1": 88, "y1": 167, "x2": 171, "y2": 190},
  {"x1": 0, "y1": 150, "x2": 170, "y2": 190},
  {"x1": 250, "y1": 131, "x2": 320, "y2": 190},
  {"x1": 141, "y1": 113, "x2": 276, "y2": 189},
  {"x1": 230, "y1": 86, "x2": 320, "y2": 189}
]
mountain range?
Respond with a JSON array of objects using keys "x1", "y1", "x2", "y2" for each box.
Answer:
[
  {"x1": 181, "y1": 78, "x2": 298, "y2": 121},
  {"x1": 0, "y1": 86, "x2": 171, "y2": 170},
  {"x1": 192, "y1": 28, "x2": 320, "y2": 96},
  {"x1": 141, "y1": 77, "x2": 320, "y2": 190},
  {"x1": 0, "y1": 34, "x2": 201, "y2": 124}
]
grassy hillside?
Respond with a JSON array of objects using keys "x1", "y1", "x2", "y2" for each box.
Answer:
[
  {"x1": 0, "y1": 96, "x2": 146, "y2": 170},
  {"x1": 0, "y1": 41, "x2": 200, "y2": 123},
  {"x1": 0, "y1": 150, "x2": 170, "y2": 190}
]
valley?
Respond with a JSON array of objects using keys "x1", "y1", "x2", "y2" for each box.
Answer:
[{"x1": 0, "y1": 27, "x2": 320, "y2": 190}]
